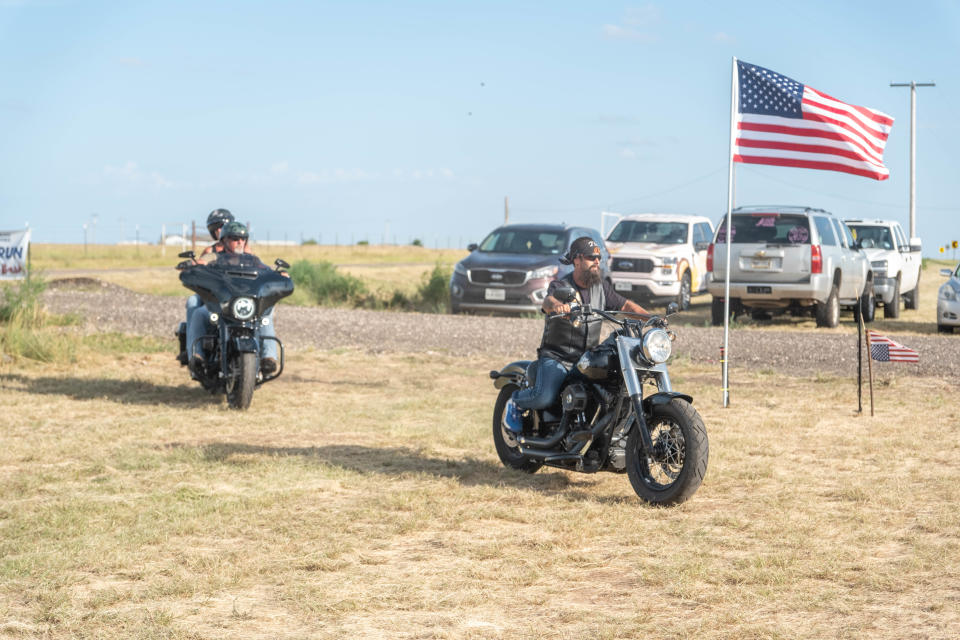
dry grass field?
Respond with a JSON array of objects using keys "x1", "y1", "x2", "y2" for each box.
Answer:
[
  {"x1": 1, "y1": 343, "x2": 958, "y2": 639},
  {"x1": 30, "y1": 244, "x2": 467, "y2": 299}
]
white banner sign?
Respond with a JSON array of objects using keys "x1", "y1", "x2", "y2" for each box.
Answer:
[{"x1": 0, "y1": 229, "x2": 30, "y2": 280}]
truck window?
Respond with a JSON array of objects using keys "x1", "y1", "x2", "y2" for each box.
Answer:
[
  {"x1": 716, "y1": 214, "x2": 810, "y2": 244},
  {"x1": 814, "y1": 217, "x2": 838, "y2": 246},
  {"x1": 893, "y1": 224, "x2": 908, "y2": 250}
]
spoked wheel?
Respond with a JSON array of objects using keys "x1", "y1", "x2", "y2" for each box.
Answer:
[
  {"x1": 492, "y1": 384, "x2": 542, "y2": 473},
  {"x1": 626, "y1": 398, "x2": 708, "y2": 505},
  {"x1": 226, "y1": 352, "x2": 257, "y2": 410}
]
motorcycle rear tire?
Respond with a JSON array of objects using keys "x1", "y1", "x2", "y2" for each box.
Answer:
[
  {"x1": 226, "y1": 352, "x2": 257, "y2": 410},
  {"x1": 626, "y1": 398, "x2": 708, "y2": 505},
  {"x1": 492, "y1": 384, "x2": 542, "y2": 474}
]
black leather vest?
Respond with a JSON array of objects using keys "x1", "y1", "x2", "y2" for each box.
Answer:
[{"x1": 538, "y1": 273, "x2": 606, "y2": 363}]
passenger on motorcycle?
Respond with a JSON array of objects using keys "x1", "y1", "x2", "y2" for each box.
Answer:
[
  {"x1": 185, "y1": 221, "x2": 287, "y2": 376},
  {"x1": 502, "y1": 236, "x2": 650, "y2": 432},
  {"x1": 184, "y1": 209, "x2": 235, "y2": 338}
]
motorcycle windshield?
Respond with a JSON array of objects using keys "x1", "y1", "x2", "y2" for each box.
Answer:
[{"x1": 180, "y1": 253, "x2": 294, "y2": 312}]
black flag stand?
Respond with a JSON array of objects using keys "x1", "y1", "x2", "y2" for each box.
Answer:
[{"x1": 857, "y1": 312, "x2": 863, "y2": 414}]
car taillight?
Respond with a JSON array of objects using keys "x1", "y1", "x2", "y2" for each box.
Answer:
[
  {"x1": 706, "y1": 243, "x2": 714, "y2": 272},
  {"x1": 811, "y1": 244, "x2": 822, "y2": 274}
]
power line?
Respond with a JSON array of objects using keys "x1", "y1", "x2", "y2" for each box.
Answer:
[{"x1": 742, "y1": 166, "x2": 957, "y2": 212}]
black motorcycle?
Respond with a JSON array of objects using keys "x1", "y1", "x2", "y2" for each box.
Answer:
[
  {"x1": 175, "y1": 251, "x2": 294, "y2": 409},
  {"x1": 490, "y1": 290, "x2": 708, "y2": 505}
]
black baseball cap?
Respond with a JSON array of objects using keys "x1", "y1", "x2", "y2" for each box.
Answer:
[{"x1": 560, "y1": 236, "x2": 601, "y2": 264}]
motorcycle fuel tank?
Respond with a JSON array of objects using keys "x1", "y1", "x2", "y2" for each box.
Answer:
[{"x1": 576, "y1": 347, "x2": 618, "y2": 380}]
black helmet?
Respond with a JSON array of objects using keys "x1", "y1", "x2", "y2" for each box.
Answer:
[
  {"x1": 220, "y1": 221, "x2": 249, "y2": 240},
  {"x1": 206, "y1": 208, "x2": 234, "y2": 238}
]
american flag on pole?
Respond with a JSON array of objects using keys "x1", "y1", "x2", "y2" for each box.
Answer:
[
  {"x1": 734, "y1": 60, "x2": 894, "y2": 181},
  {"x1": 868, "y1": 330, "x2": 919, "y2": 363}
]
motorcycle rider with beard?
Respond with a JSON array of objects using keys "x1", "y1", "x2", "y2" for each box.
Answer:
[{"x1": 502, "y1": 236, "x2": 650, "y2": 432}]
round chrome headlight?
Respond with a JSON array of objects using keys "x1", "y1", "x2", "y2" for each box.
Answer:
[
  {"x1": 642, "y1": 328, "x2": 672, "y2": 364},
  {"x1": 232, "y1": 297, "x2": 256, "y2": 320}
]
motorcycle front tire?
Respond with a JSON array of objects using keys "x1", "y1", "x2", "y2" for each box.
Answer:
[
  {"x1": 626, "y1": 398, "x2": 708, "y2": 505},
  {"x1": 226, "y1": 352, "x2": 257, "y2": 410},
  {"x1": 492, "y1": 384, "x2": 542, "y2": 474}
]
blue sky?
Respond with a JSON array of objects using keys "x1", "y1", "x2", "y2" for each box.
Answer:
[{"x1": 2, "y1": 1, "x2": 959, "y2": 254}]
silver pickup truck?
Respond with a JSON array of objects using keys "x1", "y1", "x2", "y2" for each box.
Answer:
[
  {"x1": 707, "y1": 206, "x2": 874, "y2": 328},
  {"x1": 844, "y1": 218, "x2": 922, "y2": 319}
]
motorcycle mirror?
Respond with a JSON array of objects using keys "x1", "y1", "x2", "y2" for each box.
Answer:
[
  {"x1": 178, "y1": 250, "x2": 196, "y2": 259},
  {"x1": 665, "y1": 301, "x2": 679, "y2": 316},
  {"x1": 554, "y1": 286, "x2": 577, "y2": 304},
  {"x1": 275, "y1": 258, "x2": 290, "y2": 270}
]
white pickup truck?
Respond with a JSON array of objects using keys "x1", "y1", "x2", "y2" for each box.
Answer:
[{"x1": 844, "y1": 218, "x2": 922, "y2": 318}]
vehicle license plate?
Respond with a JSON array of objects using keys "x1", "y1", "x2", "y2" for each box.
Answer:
[
  {"x1": 614, "y1": 281, "x2": 632, "y2": 292},
  {"x1": 751, "y1": 258, "x2": 771, "y2": 269},
  {"x1": 747, "y1": 286, "x2": 772, "y2": 294},
  {"x1": 484, "y1": 288, "x2": 506, "y2": 301}
]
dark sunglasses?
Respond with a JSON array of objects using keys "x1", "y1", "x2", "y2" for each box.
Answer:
[
  {"x1": 577, "y1": 254, "x2": 601, "y2": 262},
  {"x1": 224, "y1": 236, "x2": 246, "y2": 242}
]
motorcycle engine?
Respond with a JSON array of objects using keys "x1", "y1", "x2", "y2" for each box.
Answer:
[{"x1": 561, "y1": 384, "x2": 589, "y2": 412}]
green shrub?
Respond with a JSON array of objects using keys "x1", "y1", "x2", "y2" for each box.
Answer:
[
  {"x1": 0, "y1": 273, "x2": 47, "y2": 327},
  {"x1": 301, "y1": 238, "x2": 318, "y2": 246},
  {"x1": 288, "y1": 260, "x2": 367, "y2": 306},
  {"x1": 411, "y1": 238, "x2": 423, "y2": 247},
  {"x1": 414, "y1": 263, "x2": 452, "y2": 313}
]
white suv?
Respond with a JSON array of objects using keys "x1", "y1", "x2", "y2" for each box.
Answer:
[
  {"x1": 707, "y1": 206, "x2": 873, "y2": 328},
  {"x1": 605, "y1": 213, "x2": 715, "y2": 311},
  {"x1": 843, "y1": 218, "x2": 922, "y2": 318}
]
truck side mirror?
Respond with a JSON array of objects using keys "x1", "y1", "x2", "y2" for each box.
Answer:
[
  {"x1": 178, "y1": 250, "x2": 195, "y2": 259},
  {"x1": 909, "y1": 237, "x2": 922, "y2": 253},
  {"x1": 467, "y1": 243, "x2": 478, "y2": 252},
  {"x1": 275, "y1": 258, "x2": 290, "y2": 270}
]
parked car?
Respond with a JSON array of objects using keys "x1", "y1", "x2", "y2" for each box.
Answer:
[
  {"x1": 937, "y1": 263, "x2": 960, "y2": 333},
  {"x1": 605, "y1": 213, "x2": 715, "y2": 311},
  {"x1": 707, "y1": 206, "x2": 874, "y2": 328},
  {"x1": 449, "y1": 224, "x2": 610, "y2": 314},
  {"x1": 843, "y1": 218, "x2": 922, "y2": 318}
]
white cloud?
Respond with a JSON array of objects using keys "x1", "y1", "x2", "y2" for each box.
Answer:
[
  {"x1": 713, "y1": 31, "x2": 736, "y2": 44},
  {"x1": 624, "y1": 4, "x2": 661, "y2": 27},
  {"x1": 603, "y1": 4, "x2": 661, "y2": 42},
  {"x1": 602, "y1": 24, "x2": 658, "y2": 43},
  {"x1": 620, "y1": 148, "x2": 638, "y2": 159},
  {"x1": 103, "y1": 161, "x2": 180, "y2": 189}
]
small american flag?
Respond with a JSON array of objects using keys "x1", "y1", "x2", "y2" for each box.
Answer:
[
  {"x1": 735, "y1": 60, "x2": 894, "y2": 181},
  {"x1": 868, "y1": 330, "x2": 919, "y2": 363}
]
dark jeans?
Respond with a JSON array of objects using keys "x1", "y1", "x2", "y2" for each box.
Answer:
[{"x1": 513, "y1": 356, "x2": 570, "y2": 410}]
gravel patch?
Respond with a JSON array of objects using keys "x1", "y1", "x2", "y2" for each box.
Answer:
[{"x1": 42, "y1": 278, "x2": 960, "y2": 381}]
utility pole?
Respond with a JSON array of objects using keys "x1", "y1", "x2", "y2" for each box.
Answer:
[
  {"x1": 504, "y1": 196, "x2": 509, "y2": 225},
  {"x1": 890, "y1": 80, "x2": 935, "y2": 239}
]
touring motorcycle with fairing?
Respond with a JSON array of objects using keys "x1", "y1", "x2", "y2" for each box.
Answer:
[
  {"x1": 490, "y1": 290, "x2": 708, "y2": 505},
  {"x1": 175, "y1": 251, "x2": 293, "y2": 409}
]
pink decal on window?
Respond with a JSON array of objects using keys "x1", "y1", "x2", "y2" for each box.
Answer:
[{"x1": 787, "y1": 226, "x2": 809, "y2": 243}]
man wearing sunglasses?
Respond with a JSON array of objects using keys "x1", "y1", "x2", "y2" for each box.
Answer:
[
  {"x1": 502, "y1": 236, "x2": 649, "y2": 433},
  {"x1": 186, "y1": 221, "x2": 287, "y2": 377}
]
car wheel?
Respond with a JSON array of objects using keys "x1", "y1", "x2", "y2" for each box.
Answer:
[
  {"x1": 938, "y1": 324, "x2": 953, "y2": 334},
  {"x1": 883, "y1": 277, "x2": 901, "y2": 319},
  {"x1": 815, "y1": 284, "x2": 840, "y2": 328},
  {"x1": 854, "y1": 281, "x2": 876, "y2": 324},
  {"x1": 711, "y1": 297, "x2": 725, "y2": 326},
  {"x1": 904, "y1": 272, "x2": 920, "y2": 310},
  {"x1": 676, "y1": 271, "x2": 692, "y2": 311}
]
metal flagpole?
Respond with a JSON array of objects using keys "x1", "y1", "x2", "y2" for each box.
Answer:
[{"x1": 722, "y1": 56, "x2": 738, "y2": 408}]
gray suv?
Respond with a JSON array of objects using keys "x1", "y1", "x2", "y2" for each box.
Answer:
[
  {"x1": 449, "y1": 224, "x2": 610, "y2": 314},
  {"x1": 707, "y1": 206, "x2": 873, "y2": 328}
]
